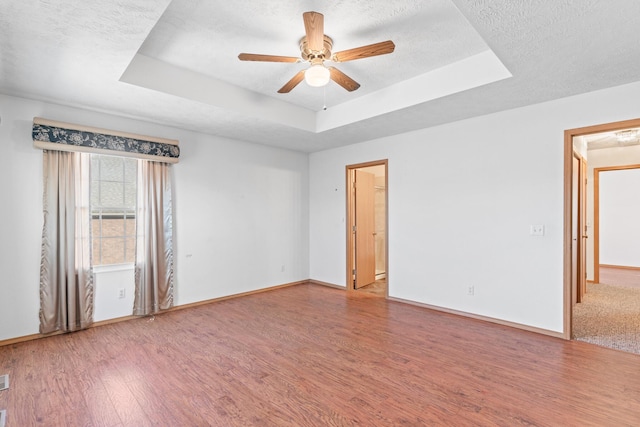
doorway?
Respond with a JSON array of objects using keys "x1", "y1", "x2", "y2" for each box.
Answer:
[
  {"x1": 565, "y1": 118, "x2": 640, "y2": 351},
  {"x1": 593, "y1": 165, "x2": 640, "y2": 283},
  {"x1": 346, "y1": 160, "x2": 388, "y2": 297}
]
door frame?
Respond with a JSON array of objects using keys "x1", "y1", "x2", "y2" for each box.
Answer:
[
  {"x1": 346, "y1": 159, "x2": 388, "y2": 295},
  {"x1": 571, "y1": 153, "x2": 588, "y2": 304},
  {"x1": 570, "y1": 154, "x2": 580, "y2": 306},
  {"x1": 563, "y1": 117, "x2": 640, "y2": 339}
]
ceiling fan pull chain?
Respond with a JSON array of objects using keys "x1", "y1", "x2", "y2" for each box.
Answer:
[{"x1": 323, "y1": 86, "x2": 327, "y2": 111}]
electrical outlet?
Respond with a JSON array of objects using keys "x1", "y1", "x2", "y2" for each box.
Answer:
[
  {"x1": 118, "y1": 288, "x2": 125, "y2": 299},
  {"x1": 467, "y1": 285, "x2": 475, "y2": 296},
  {"x1": 0, "y1": 374, "x2": 8, "y2": 390}
]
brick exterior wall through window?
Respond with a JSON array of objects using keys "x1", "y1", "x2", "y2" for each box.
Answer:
[
  {"x1": 92, "y1": 218, "x2": 135, "y2": 265},
  {"x1": 91, "y1": 154, "x2": 137, "y2": 265}
]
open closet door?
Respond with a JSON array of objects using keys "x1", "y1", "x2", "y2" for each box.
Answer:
[{"x1": 355, "y1": 170, "x2": 376, "y2": 288}]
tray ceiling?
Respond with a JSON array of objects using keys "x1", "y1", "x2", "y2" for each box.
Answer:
[{"x1": 2, "y1": 1, "x2": 640, "y2": 152}]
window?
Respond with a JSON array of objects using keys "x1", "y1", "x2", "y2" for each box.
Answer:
[{"x1": 90, "y1": 154, "x2": 137, "y2": 265}]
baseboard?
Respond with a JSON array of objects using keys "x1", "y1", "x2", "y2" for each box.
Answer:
[
  {"x1": 168, "y1": 280, "x2": 307, "y2": 312},
  {"x1": 309, "y1": 279, "x2": 565, "y2": 339},
  {"x1": 308, "y1": 279, "x2": 346, "y2": 290},
  {"x1": 0, "y1": 332, "x2": 57, "y2": 347},
  {"x1": 1, "y1": 279, "x2": 566, "y2": 346},
  {"x1": 0, "y1": 280, "x2": 308, "y2": 347},
  {"x1": 388, "y1": 296, "x2": 565, "y2": 339},
  {"x1": 599, "y1": 264, "x2": 640, "y2": 271}
]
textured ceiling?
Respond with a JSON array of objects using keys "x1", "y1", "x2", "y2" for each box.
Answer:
[{"x1": 2, "y1": 1, "x2": 640, "y2": 152}]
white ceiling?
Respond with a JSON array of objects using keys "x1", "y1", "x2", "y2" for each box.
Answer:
[
  {"x1": 2, "y1": 0, "x2": 640, "y2": 152},
  {"x1": 584, "y1": 128, "x2": 640, "y2": 151}
]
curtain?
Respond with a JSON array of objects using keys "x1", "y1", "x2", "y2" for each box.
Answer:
[
  {"x1": 33, "y1": 117, "x2": 180, "y2": 163},
  {"x1": 40, "y1": 151, "x2": 93, "y2": 334},
  {"x1": 133, "y1": 160, "x2": 174, "y2": 315}
]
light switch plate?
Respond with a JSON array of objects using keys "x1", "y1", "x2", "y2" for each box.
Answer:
[
  {"x1": 0, "y1": 409, "x2": 6, "y2": 427},
  {"x1": 530, "y1": 225, "x2": 545, "y2": 236}
]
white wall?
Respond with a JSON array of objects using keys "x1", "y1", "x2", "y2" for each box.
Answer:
[
  {"x1": 0, "y1": 94, "x2": 309, "y2": 341},
  {"x1": 93, "y1": 265, "x2": 136, "y2": 322},
  {"x1": 598, "y1": 168, "x2": 640, "y2": 267},
  {"x1": 4, "y1": 80, "x2": 640, "y2": 341},
  {"x1": 309, "y1": 81, "x2": 640, "y2": 334},
  {"x1": 586, "y1": 145, "x2": 640, "y2": 279}
]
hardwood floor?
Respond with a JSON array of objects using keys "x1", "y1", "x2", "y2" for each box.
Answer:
[
  {"x1": 1, "y1": 283, "x2": 640, "y2": 426},
  {"x1": 599, "y1": 265, "x2": 640, "y2": 289},
  {"x1": 356, "y1": 278, "x2": 387, "y2": 297}
]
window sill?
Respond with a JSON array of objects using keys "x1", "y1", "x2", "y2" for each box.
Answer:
[{"x1": 93, "y1": 263, "x2": 135, "y2": 274}]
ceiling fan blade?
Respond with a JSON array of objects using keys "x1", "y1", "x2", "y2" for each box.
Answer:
[
  {"x1": 278, "y1": 70, "x2": 306, "y2": 93},
  {"x1": 331, "y1": 40, "x2": 395, "y2": 62},
  {"x1": 328, "y1": 67, "x2": 360, "y2": 92},
  {"x1": 238, "y1": 53, "x2": 300, "y2": 63},
  {"x1": 303, "y1": 11, "x2": 324, "y2": 52}
]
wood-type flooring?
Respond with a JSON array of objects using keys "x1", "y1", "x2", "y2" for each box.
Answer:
[
  {"x1": 598, "y1": 265, "x2": 640, "y2": 289},
  {"x1": 1, "y1": 283, "x2": 640, "y2": 426}
]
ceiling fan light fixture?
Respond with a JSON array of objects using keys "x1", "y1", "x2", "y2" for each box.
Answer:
[{"x1": 304, "y1": 64, "x2": 330, "y2": 87}]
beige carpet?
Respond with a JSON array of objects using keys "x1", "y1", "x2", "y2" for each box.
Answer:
[{"x1": 573, "y1": 282, "x2": 640, "y2": 354}]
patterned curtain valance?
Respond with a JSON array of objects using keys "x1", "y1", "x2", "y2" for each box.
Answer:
[{"x1": 32, "y1": 117, "x2": 180, "y2": 163}]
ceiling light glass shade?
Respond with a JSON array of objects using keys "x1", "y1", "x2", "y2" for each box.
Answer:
[
  {"x1": 304, "y1": 64, "x2": 330, "y2": 87},
  {"x1": 615, "y1": 129, "x2": 638, "y2": 143}
]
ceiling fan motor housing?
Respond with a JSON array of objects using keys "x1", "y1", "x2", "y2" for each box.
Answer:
[{"x1": 300, "y1": 35, "x2": 333, "y2": 62}]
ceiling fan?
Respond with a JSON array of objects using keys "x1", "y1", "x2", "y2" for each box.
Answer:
[{"x1": 238, "y1": 11, "x2": 395, "y2": 93}]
